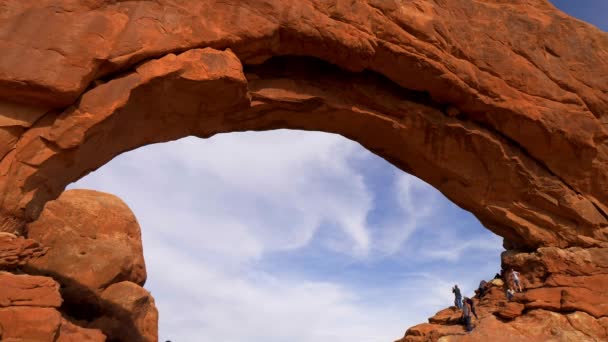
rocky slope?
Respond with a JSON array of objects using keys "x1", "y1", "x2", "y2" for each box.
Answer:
[
  {"x1": 398, "y1": 252, "x2": 608, "y2": 341},
  {"x1": 0, "y1": 0, "x2": 606, "y2": 340}
]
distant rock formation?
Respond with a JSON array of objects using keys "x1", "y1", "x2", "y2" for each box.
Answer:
[{"x1": 0, "y1": 0, "x2": 606, "y2": 340}]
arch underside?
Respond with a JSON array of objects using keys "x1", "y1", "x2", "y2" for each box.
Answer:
[
  {"x1": 0, "y1": 1, "x2": 607, "y2": 250},
  {"x1": 1, "y1": 51, "x2": 607, "y2": 251}
]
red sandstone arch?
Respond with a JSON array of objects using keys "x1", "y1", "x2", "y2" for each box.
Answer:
[
  {"x1": 1, "y1": 46, "x2": 606, "y2": 251},
  {"x1": 1, "y1": 0, "x2": 608, "y2": 339},
  {"x1": 1, "y1": 0, "x2": 607, "y2": 250}
]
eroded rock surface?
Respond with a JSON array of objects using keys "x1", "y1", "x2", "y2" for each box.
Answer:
[
  {"x1": 0, "y1": 272, "x2": 62, "y2": 308},
  {"x1": 26, "y1": 189, "x2": 147, "y2": 311},
  {"x1": 90, "y1": 281, "x2": 159, "y2": 342},
  {"x1": 0, "y1": 0, "x2": 606, "y2": 341},
  {"x1": 0, "y1": 232, "x2": 48, "y2": 269},
  {"x1": 0, "y1": 0, "x2": 605, "y2": 251},
  {"x1": 398, "y1": 250, "x2": 608, "y2": 341}
]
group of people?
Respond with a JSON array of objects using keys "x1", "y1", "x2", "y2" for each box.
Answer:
[{"x1": 451, "y1": 268, "x2": 524, "y2": 333}]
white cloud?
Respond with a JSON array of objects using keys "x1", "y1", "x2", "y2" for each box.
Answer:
[
  {"x1": 69, "y1": 129, "x2": 502, "y2": 342},
  {"x1": 372, "y1": 172, "x2": 442, "y2": 255},
  {"x1": 420, "y1": 235, "x2": 504, "y2": 262}
]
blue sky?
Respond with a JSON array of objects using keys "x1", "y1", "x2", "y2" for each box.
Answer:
[{"x1": 69, "y1": 3, "x2": 605, "y2": 342}]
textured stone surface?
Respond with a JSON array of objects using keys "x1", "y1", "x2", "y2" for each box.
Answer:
[
  {"x1": 57, "y1": 318, "x2": 106, "y2": 342},
  {"x1": 0, "y1": 1, "x2": 606, "y2": 341},
  {"x1": 398, "y1": 255, "x2": 608, "y2": 341},
  {"x1": 0, "y1": 272, "x2": 62, "y2": 308},
  {"x1": 0, "y1": 0, "x2": 605, "y2": 252},
  {"x1": 90, "y1": 281, "x2": 158, "y2": 342},
  {"x1": 0, "y1": 232, "x2": 48, "y2": 269},
  {"x1": 26, "y1": 189, "x2": 146, "y2": 309},
  {"x1": 0, "y1": 307, "x2": 61, "y2": 342},
  {"x1": 503, "y1": 247, "x2": 608, "y2": 318},
  {"x1": 0, "y1": 307, "x2": 106, "y2": 342}
]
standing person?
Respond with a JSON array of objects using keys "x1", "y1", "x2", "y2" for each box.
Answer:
[
  {"x1": 461, "y1": 297, "x2": 474, "y2": 332},
  {"x1": 511, "y1": 268, "x2": 523, "y2": 292},
  {"x1": 452, "y1": 284, "x2": 463, "y2": 309}
]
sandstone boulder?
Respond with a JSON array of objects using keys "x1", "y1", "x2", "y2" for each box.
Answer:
[
  {"x1": 90, "y1": 281, "x2": 158, "y2": 342},
  {"x1": 26, "y1": 189, "x2": 146, "y2": 310}
]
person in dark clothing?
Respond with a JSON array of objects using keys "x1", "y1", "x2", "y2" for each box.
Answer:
[
  {"x1": 461, "y1": 297, "x2": 474, "y2": 332},
  {"x1": 493, "y1": 273, "x2": 502, "y2": 280},
  {"x1": 465, "y1": 297, "x2": 479, "y2": 319},
  {"x1": 477, "y1": 280, "x2": 488, "y2": 298},
  {"x1": 452, "y1": 284, "x2": 463, "y2": 309}
]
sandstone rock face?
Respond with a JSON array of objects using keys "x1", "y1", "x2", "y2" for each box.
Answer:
[
  {"x1": 0, "y1": 307, "x2": 63, "y2": 342},
  {"x1": 57, "y1": 318, "x2": 106, "y2": 342},
  {"x1": 0, "y1": 272, "x2": 62, "y2": 308},
  {"x1": 0, "y1": 307, "x2": 106, "y2": 342},
  {"x1": 398, "y1": 279, "x2": 608, "y2": 342},
  {"x1": 0, "y1": 271, "x2": 105, "y2": 341},
  {"x1": 0, "y1": 0, "x2": 605, "y2": 252},
  {"x1": 0, "y1": 232, "x2": 48, "y2": 270},
  {"x1": 90, "y1": 281, "x2": 158, "y2": 342},
  {"x1": 26, "y1": 189, "x2": 147, "y2": 312},
  {"x1": 0, "y1": 0, "x2": 606, "y2": 341}
]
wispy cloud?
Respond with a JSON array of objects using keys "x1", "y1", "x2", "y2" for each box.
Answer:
[
  {"x1": 69, "y1": 130, "x2": 502, "y2": 342},
  {"x1": 421, "y1": 235, "x2": 504, "y2": 262}
]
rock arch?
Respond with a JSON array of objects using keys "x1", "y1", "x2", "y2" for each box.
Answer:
[{"x1": 0, "y1": 0, "x2": 607, "y2": 340}]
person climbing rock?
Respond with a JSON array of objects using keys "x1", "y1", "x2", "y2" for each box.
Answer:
[
  {"x1": 506, "y1": 287, "x2": 515, "y2": 301},
  {"x1": 452, "y1": 284, "x2": 462, "y2": 309},
  {"x1": 465, "y1": 297, "x2": 478, "y2": 320},
  {"x1": 461, "y1": 297, "x2": 474, "y2": 332},
  {"x1": 510, "y1": 268, "x2": 523, "y2": 292}
]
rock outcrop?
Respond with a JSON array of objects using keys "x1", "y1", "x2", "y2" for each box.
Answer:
[
  {"x1": 0, "y1": 272, "x2": 105, "y2": 342},
  {"x1": 399, "y1": 275, "x2": 608, "y2": 341},
  {"x1": 0, "y1": 0, "x2": 606, "y2": 341},
  {"x1": 0, "y1": 190, "x2": 156, "y2": 341},
  {"x1": 0, "y1": 232, "x2": 48, "y2": 269},
  {"x1": 24, "y1": 189, "x2": 157, "y2": 341},
  {"x1": 399, "y1": 246, "x2": 608, "y2": 340},
  {"x1": 26, "y1": 189, "x2": 147, "y2": 313},
  {"x1": 90, "y1": 281, "x2": 159, "y2": 342}
]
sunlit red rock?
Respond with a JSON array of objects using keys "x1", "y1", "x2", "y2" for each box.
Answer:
[
  {"x1": 26, "y1": 189, "x2": 146, "y2": 308},
  {"x1": 0, "y1": 0, "x2": 606, "y2": 341},
  {"x1": 0, "y1": 272, "x2": 61, "y2": 308},
  {"x1": 0, "y1": 232, "x2": 48, "y2": 270},
  {"x1": 90, "y1": 281, "x2": 158, "y2": 342}
]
